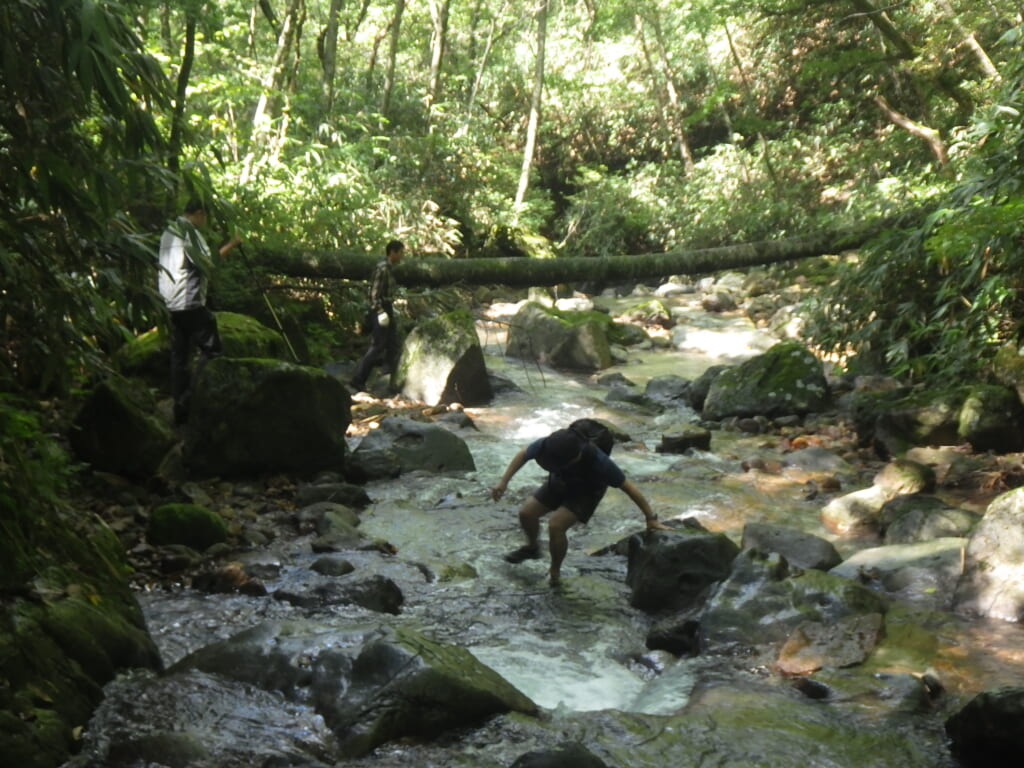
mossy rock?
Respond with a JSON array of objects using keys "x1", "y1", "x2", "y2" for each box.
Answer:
[
  {"x1": 703, "y1": 341, "x2": 830, "y2": 421},
  {"x1": 395, "y1": 309, "x2": 493, "y2": 406},
  {"x1": 148, "y1": 503, "x2": 229, "y2": 551},
  {"x1": 69, "y1": 375, "x2": 175, "y2": 479},
  {"x1": 116, "y1": 311, "x2": 291, "y2": 386}
]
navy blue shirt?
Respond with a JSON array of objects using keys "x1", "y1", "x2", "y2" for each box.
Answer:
[{"x1": 525, "y1": 437, "x2": 626, "y2": 490}]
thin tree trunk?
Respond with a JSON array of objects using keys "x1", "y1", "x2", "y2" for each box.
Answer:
[
  {"x1": 634, "y1": 12, "x2": 694, "y2": 173},
  {"x1": 873, "y1": 94, "x2": 948, "y2": 166},
  {"x1": 426, "y1": 0, "x2": 451, "y2": 126},
  {"x1": 320, "y1": 0, "x2": 345, "y2": 115},
  {"x1": 253, "y1": 214, "x2": 917, "y2": 288},
  {"x1": 515, "y1": 0, "x2": 548, "y2": 211},
  {"x1": 724, "y1": 22, "x2": 779, "y2": 188},
  {"x1": 167, "y1": 14, "x2": 196, "y2": 181},
  {"x1": 935, "y1": 0, "x2": 999, "y2": 80},
  {"x1": 458, "y1": 0, "x2": 509, "y2": 136},
  {"x1": 381, "y1": 0, "x2": 406, "y2": 122},
  {"x1": 240, "y1": 0, "x2": 304, "y2": 185}
]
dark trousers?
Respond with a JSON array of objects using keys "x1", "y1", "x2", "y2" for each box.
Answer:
[
  {"x1": 169, "y1": 306, "x2": 221, "y2": 422},
  {"x1": 351, "y1": 311, "x2": 397, "y2": 390}
]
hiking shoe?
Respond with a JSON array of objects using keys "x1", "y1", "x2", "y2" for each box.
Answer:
[{"x1": 504, "y1": 545, "x2": 541, "y2": 563}]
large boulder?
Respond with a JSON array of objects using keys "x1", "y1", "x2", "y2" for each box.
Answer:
[
  {"x1": 702, "y1": 341, "x2": 830, "y2": 421},
  {"x1": 69, "y1": 375, "x2": 176, "y2": 479},
  {"x1": 116, "y1": 311, "x2": 292, "y2": 387},
  {"x1": 954, "y1": 487, "x2": 1024, "y2": 621},
  {"x1": 506, "y1": 302, "x2": 613, "y2": 371},
  {"x1": 945, "y1": 687, "x2": 1024, "y2": 766},
  {"x1": 880, "y1": 495, "x2": 979, "y2": 544},
  {"x1": 700, "y1": 548, "x2": 887, "y2": 659},
  {"x1": 626, "y1": 525, "x2": 740, "y2": 613},
  {"x1": 830, "y1": 537, "x2": 967, "y2": 610},
  {"x1": 394, "y1": 310, "x2": 492, "y2": 406},
  {"x1": 346, "y1": 416, "x2": 476, "y2": 482},
  {"x1": 167, "y1": 621, "x2": 538, "y2": 759},
  {"x1": 183, "y1": 357, "x2": 350, "y2": 478}
]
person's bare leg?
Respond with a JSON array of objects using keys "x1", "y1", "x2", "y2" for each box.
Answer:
[
  {"x1": 505, "y1": 497, "x2": 549, "y2": 562},
  {"x1": 518, "y1": 497, "x2": 549, "y2": 547},
  {"x1": 546, "y1": 507, "x2": 579, "y2": 585}
]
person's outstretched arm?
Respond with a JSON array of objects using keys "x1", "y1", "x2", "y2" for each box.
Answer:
[
  {"x1": 491, "y1": 447, "x2": 529, "y2": 501},
  {"x1": 620, "y1": 478, "x2": 671, "y2": 530}
]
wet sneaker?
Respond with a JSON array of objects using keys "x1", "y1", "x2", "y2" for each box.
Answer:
[{"x1": 504, "y1": 545, "x2": 540, "y2": 563}]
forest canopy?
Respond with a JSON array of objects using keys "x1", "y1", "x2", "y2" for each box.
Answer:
[{"x1": 1, "y1": 0, "x2": 1022, "y2": 394}]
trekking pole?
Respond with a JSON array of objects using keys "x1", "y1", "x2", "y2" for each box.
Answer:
[{"x1": 236, "y1": 242, "x2": 300, "y2": 362}]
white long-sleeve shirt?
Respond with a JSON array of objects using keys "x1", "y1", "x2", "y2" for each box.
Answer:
[{"x1": 158, "y1": 217, "x2": 213, "y2": 311}]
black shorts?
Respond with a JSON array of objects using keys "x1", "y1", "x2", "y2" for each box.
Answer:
[{"x1": 532, "y1": 476, "x2": 608, "y2": 524}]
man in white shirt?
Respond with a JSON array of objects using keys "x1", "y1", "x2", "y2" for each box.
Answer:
[{"x1": 158, "y1": 199, "x2": 241, "y2": 424}]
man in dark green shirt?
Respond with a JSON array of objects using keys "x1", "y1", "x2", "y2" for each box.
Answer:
[{"x1": 351, "y1": 239, "x2": 405, "y2": 392}]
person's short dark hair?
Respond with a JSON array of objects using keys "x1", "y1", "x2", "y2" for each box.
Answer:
[
  {"x1": 386, "y1": 239, "x2": 405, "y2": 255},
  {"x1": 184, "y1": 198, "x2": 206, "y2": 215},
  {"x1": 537, "y1": 429, "x2": 584, "y2": 472}
]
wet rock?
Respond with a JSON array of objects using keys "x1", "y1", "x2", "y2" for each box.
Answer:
[
  {"x1": 656, "y1": 424, "x2": 711, "y2": 453},
  {"x1": 295, "y1": 481, "x2": 371, "y2": 508},
  {"x1": 273, "y1": 574, "x2": 404, "y2": 614},
  {"x1": 192, "y1": 562, "x2": 267, "y2": 596},
  {"x1": 880, "y1": 495, "x2": 979, "y2": 544},
  {"x1": 830, "y1": 538, "x2": 965, "y2": 610},
  {"x1": 166, "y1": 621, "x2": 538, "y2": 759},
  {"x1": 688, "y1": 364, "x2": 728, "y2": 411},
  {"x1": 821, "y1": 485, "x2": 889, "y2": 537},
  {"x1": 311, "y1": 556, "x2": 355, "y2": 576},
  {"x1": 644, "y1": 374, "x2": 692, "y2": 404},
  {"x1": 702, "y1": 341, "x2": 831, "y2": 422},
  {"x1": 510, "y1": 742, "x2": 610, "y2": 767},
  {"x1": 701, "y1": 290, "x2": 737, "y2": 313},
  {"x1": 775, "y1": 613, "x2": 884, "y2": 675},
  {"x1": 646, "y1": 610, "x2": 701, "y2": 656},
  {"x1": 783, "y1": 445, "x2": 852, "y2": 473},
  {"x1": 945, "y1": 687, "x2": 1024, "y2": 765},
  {"x1": 626, "y1": 526, "x2": 739, "y2": 613},
  {"x1": 347, "y1": 416, "x2": 476, "y2": 481},
  {"x1": 741, "y1": 522, "x2": 842, "y2": 571},
  {"x1": 700, "y1": 548, "x2": 887, "y2": 656},
  {"x1": 954, "y1": 487, "x2": 1024, "y2": 621}
]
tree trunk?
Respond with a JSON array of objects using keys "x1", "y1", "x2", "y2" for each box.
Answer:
[
  {"x1": 426, "y1": 0, "x2": 451, "y2": 125},
  {"x1": 240, "y1": 0, "x2": 304, "y2": 185},
  {"x1": 319, "y1": 0, "x2": 345, "y2": 115},
  {"x1": 252, "y1": 216, "x2": 912, "y2": 288},
  {"x1": 514, "y1": 0, "x2": 548, "y2": 210},
  {"x1": 634, "y1": 12, "x2": 694, "y2": 173},
  {"x1": 381, "y1": 0, "x2": 406, "y2": 121},
  {"x1": 167, "y1": 14, "x2": 196, "y2": 180},
  {"x1": 873, "y1": 94, "x2": 948, "y2": 166}
]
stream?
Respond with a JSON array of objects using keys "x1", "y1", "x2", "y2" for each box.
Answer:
[{"x1": 68, "y1": 293, "x2": 1024, "y2": 768}]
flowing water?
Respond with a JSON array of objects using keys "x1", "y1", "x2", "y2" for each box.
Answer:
[{"x1": 71, "y1": 296, "x2": 1024, "y2": 768}]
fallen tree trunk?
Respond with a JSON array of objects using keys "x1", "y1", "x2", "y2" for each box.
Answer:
[{"x1": 253, "y1": 215, "x2": 913, "y2": 288}]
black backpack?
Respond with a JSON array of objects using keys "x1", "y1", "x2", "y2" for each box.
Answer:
[{"x1": 568, "y1": 418, "x2": 614, "y2": 456}]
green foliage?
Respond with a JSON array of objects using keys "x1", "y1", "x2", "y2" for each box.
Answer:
[
  {"x1": 0, "y1": 398, "x2": 74, "y2": 587},
  {"x1": 0, "y1": 0, "x2": 172, "y2": 395},
  {"x1": 807, "y1": 27, "x2": 1024, "y2": 382}
]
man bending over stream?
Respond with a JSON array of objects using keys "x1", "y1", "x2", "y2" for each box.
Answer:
[{"x1": 491, "y1": 420, "x2": 670, "y2": 586}]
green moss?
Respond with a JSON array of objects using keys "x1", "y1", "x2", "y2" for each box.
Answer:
[{"x1": 148, "y1": 503, "x2": 229, "y2": 550}]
